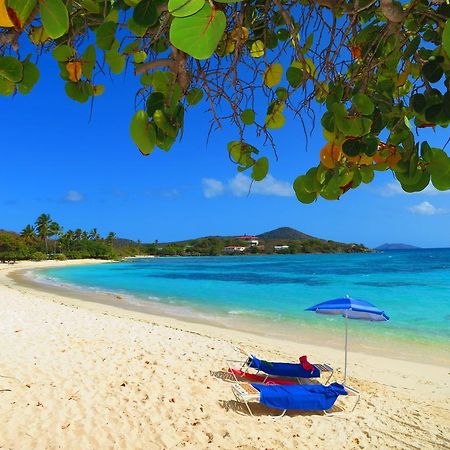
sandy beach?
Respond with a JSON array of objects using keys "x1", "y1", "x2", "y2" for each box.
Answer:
[{"x1": 0, "y1": 260, "x2": 449, "y2": 449}]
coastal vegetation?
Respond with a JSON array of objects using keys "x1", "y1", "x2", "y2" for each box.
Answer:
[
  {"x1": 0, "y1": 214, "x2": 137, "y2": 262},
  {"x1": 1, "y1": 1, "x2": 450, "y2": 202},
  {"x1": 0, "y1": 219, "x2": 369, "y2": 262}
]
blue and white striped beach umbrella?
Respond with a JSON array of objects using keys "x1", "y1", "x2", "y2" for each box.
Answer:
[{"x1": 306, "y1": 296, "x2": 389, "y2": 384}]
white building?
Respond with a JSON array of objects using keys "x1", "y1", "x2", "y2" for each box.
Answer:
[
  {"x1": 274, "y1": 245, "x2": 290, "y2": 251},
  {"x1": 224, "y1": 246, "x2": 247, "y2": 254}
]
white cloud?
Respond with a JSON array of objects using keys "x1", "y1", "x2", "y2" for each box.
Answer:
[
  {"x1": 64, "y1": 190, "x2": 84, "y2": 202},
  {"x1": 229, "y1": 173, "x2": 293, "y2": 197},
  {"x1": 202, "y1": 178, "x2": 225, "y2": 198},
  {"x1": 408, "y1": 201, "x2": 448, "y2": 215},
  {"x1": 380, "y1": 181, "x2": 450, "y2": 197},
  {"x1": 202, "y1": 173, "x2": 293, "y2": 198}
]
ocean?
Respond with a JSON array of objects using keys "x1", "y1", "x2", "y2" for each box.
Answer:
[{"x1": 33, "y1": 249, "x2": 450, "y2": 361}]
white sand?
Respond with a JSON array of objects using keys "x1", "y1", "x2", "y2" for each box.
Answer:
[{"x1": 0, "y1": 260, "x2": 449, "y2": 449}]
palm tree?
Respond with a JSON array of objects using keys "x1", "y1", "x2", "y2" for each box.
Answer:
[
  {"x1": 35, "y1": 213, "x2": 52, "y2": 254},
  {"x1": 106, "y1": 232, "x2": 116, "y2": 248},
  {"x1": 89, "y1": 228, "x2": 100, "y2": 241},
  {"x1": 49, "y1": 221, "x2": 62, "y2": 254},
  {"x1": 21, "y1": 224, "x2": 35, "y2": 241},
  {"x1": 74, "y1": 228, "x2": 83, "y2": 241},
  {"x1": 61, "y1": 230, "x2": 75, "y2": 252}
]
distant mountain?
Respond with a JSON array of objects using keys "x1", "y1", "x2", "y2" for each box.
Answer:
[
  {"x1": 257, "y1": 227, "x2": 316, "y2": 241},
  {"x1": 375, "y1": 243, "x2": 420, "y2": 250}
]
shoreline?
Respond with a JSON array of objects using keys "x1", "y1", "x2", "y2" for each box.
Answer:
[
  {"x1": 14, "y1": 260, "x2": 450, "y2": 368},
  {"x1": 1, "y1": 260, "x2": 449, "y2": 448}
]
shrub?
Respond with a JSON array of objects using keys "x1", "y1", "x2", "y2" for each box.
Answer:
[
  {"x1": 32, "y1": 252, "x2": 47, "y2": 261},
  {"x1": 53, "y1": 253, "x2": 67, "y2": 261}
]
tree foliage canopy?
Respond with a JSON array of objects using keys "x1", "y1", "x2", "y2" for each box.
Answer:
[{"x1": 1, "y1": 0, "x2": 450, "y2": 202}]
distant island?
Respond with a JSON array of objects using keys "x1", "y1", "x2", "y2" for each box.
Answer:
[
  {"x1": 147, "y1": 226, "x2": 371, "y2": 256},
  {"x1": 375, "y1": 243, "x2": 421, "y2": 251},
  {"x1": 0, "y1": 217, "x2": 372, "y2": 263}
]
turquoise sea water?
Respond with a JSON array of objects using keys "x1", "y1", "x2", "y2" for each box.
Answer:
[{"x1": 36, "y1": 249, "x2": 450, "y2": 354}]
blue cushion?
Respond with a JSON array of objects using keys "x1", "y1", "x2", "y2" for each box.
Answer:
[
  {"x1": 252, "y1": 382, "x2": 347, "y2": 411},
  {"x1": 248, "y1": 356, "x2": 320, "y2": 378}
]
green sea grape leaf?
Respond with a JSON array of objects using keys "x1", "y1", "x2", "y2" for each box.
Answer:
[
  {"x1": 342, "y1": 139, "x2": 362, "y2": 157},
  {"x1": 65, "y1": 81, "x2": 92, "y2": 103},
  {"x1": 276, "y1": 87, "x2": 288, "y2": 101},
  {"x1": 105, "y1": 51, "x2": 125, "y2": 74},
  {"x1": 263, "y1": 64, "x2": 283, "y2": 88},
  {"x1": 265, "y1": 111, "x2": 286, "y2": 129},
  {"x1": 82, "y1": 45, "x2": 96, "y2": 79},
  {"x1": 0, "y1": 77, "x2": 15, "y2": 96},
  {"x1": 427, "y1": 149, "x2": 450, "y2": 185},
  {"x1": 153, "y1": 110, "x2": 178, "y2": 138},
  {"x1": 442, "y1": 19, "x2": 450, "y2": 58},
  {"x1": 144, "y1": 71, "x2": 176, "y2": 97},
  {"x1": 52, "y1": 45, "x2": 75, "y2": 62},
  {"x1": 17, "y1": 60, "x2": 39, "y2": 94},
  {"x1": 228, "y1": 141, "x2": 258, "y2": 168},
  {"x1": 146, "y1": 92, "x2": 165, "y2": 116},
  {"x1": 105, "y1": 8, "x2": 119, "y2": 23},
  {"x1": 40, "y1": 0, "x2": 69, "y2": 39},
  {"x1": 80, "y1": 0, "x2": 100, "y2": 13},
  {"x1": 397, "y1": 170, "x2": 430, "y2": 192},
  {"x1": 303, "y1": 168, "x2": 321, "y2": 193},
  {"x1": 5, "y1": 0, "x2": 36, "y2": 29},
  {"x1": 130, "y1": 110, "x2": 156, "y2": 155},
  {"x1": 0, "y1": 56, "x2": 23, "y2": 82},
  {"x1": 186, "y1": 88, "x2": 203, "y2": 105},
  {"x1": 127, "y1": 17, "x2": 148, "y2": 37},
  {"x1": 431, "y1": 167, "x2": 450, "y2": 190},
  {"x1": 286, "y1": 66, "x2": 303, "y2": 87},
  {"x1": 169, "y1": 4, "x2": 226, "y2": 60},
  {"x1": 360, "y1": 166, "x2": 374, "y2": 183},
  {"x1": 252, "y1": 157, "x2": 269, "y2": 181},
  {"x1": 320, "y1": 175, "x2": 341, "y2": 200},
  {"x1": 353, "y1": 93, "x2": 374, "y2": 115},
  {"x1": 96, "y1": 22, "x2": 117, "y2": 51},
  {"x1": 168, "y1": 0, "x2": 205, "y2": 17},
  {"x1": 422, "y1": 61, "x2": 443, "y2": 83},
  {"x1": 241, "y1": 109, "x2": 255, "y2": 125},
  {"x1": 294, "y1": 176, "x2": 317, "y2": 203},
  {"x1": 133, "y1": 0, "x2": 158, "y2": 26}
]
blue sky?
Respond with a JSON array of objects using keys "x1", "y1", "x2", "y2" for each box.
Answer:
[{"x1": 1, "y1": 53, "x2": 450, "y2": 249}]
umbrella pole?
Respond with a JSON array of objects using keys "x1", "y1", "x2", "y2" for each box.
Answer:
[{"x1": 344, "y1": 311, "x2": 348, "y2": 385}]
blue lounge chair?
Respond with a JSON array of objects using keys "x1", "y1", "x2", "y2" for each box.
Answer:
[
  {"x1": 232, "y1": 382, "x2": 360, "y2": 417},
  {"x1": 228, "y1": 352, "x2": 334, "y2": 384}
]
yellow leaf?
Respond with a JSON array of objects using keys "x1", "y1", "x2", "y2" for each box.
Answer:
[
  {"x1": 225, "y1": 38, "x2": 235, "y2": 54},
  {"x1": 0, "y1": 0, "x2": 14, "y2": 27},
  {"x1": 263, "y1": 64, "x2": 283, "y2": 88},
  {"x1": 66, "y1": 61, "x2": 82, "y2": 82},
  {"x1": 93, "y1": 85, "x2": 105, "y2": 96},
  {"x1": 250, "y1": 40, "x2": 265, "y2": 58},
  {"x1": 265, "y1": 111, "x2": 285, "y2": 129}
]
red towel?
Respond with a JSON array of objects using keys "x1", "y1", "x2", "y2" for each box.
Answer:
[{"x1": 299, "y1": 355, "x2": 315, "y2": 373}]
